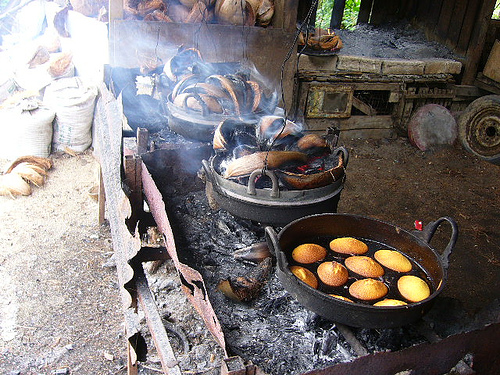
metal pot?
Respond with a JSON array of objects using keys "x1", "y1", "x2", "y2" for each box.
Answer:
[
  {"x1": 265, "y1": 213, "x2": 458, "y2": 328},
  {"x1": 202, "y1": 147, "x2": 348, "y2": 225},
  {"x1": 167, "y1": 98, "x2": 225, "y2": 142}
]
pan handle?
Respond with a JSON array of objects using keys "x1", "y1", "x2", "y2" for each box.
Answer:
[
  {"x1": 333, "y1": 146, "x2": 349, "y2": 169},
  {"x1": 247, "y1": 169, "x2": 280, "y2": 198},
  {"x1": 417, "y1": 216, "x2": 459, "y2": 269},
  {"x1": 201, "y1": 159, "x2": 214, "y2": 184},
  {"x1": 265, "y1": 226, "x2": 288, "y2": 273}
]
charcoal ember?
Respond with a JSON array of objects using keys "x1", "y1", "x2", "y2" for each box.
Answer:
[{"x1": 352, "y1": 326, "x2": 426, "y2": 353}]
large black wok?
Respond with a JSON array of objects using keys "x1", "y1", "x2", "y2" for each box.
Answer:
[{"x1": 265, "y1": 213, "x2": 458, "y2": 328}]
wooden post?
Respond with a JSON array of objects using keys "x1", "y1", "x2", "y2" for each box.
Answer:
[{"x1": 330, "y1": 0, "x2": 347, "y2": 29}]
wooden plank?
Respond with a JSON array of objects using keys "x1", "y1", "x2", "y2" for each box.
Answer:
[
  {"x1": 330, "y1": 0, "x2": 347, "y2": 29},
  {"x1": 436, "y1": 0, "x2": 455, "y2": 41},
  {"x1": 274, "y1": 0, "x2": 299, "y2": 32},
  {"x1": 352, "y1": 96, "x2": 377, "y2": 116},
  {"x1": 370, "y1": 0, "x2": 401, "y2": 25},
  {"x1": 400, "y1": 0, "x2": 418, "y2": 20},
  {"x1": 415, "y1": 0, "x2": 432, "y2": 25},
  {"x1": 306, "y1": 115, "x2": 394, "y2": 131},
  {"x1": 475, "y1": 73, "x2": 500, "y2": 94},
  {"x1": 357, "y1": 0, "x2": 374, "y2": 24},
  {"x1": 483, "y1": 40, "x2": 500, "y2": 82},
  {"x1": 462, "y1": 0, "x2": 497, "y2": 84},
  {"x1": 456, "y1": 0, "x2": 481, "y2": 54},
  {"x1": 426, "y1": 0, "x2": 444, "y2": 31},
  {"x1": 446, "y1": 0, "x2": 468, "y2": 50}
]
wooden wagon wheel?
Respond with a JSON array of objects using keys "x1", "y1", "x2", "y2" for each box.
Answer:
[{"x1": 458, "y1": 95, "x2": 500, "y2": 165}]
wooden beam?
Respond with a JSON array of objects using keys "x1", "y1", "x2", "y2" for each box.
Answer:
[
  {"x1": 446, "y1": 0, "x2": 468, "y2": 50},
  {"x1": 462, "y1": 0, "x2": 497, "y2": 85},
  {"x1": 352, "y1": 96, "x2": 377, "y2": 116},
  {"x1": 330, "y1": 0, "x2": 347, "y2": 29},
  {"x1": 357, "y1": 0, "x2": 373, "y2": 24}
]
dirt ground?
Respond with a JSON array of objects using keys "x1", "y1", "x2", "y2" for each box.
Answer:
[
  {"x1": 0, "y1": 151, "x2": 127, "y2": 374},
  {"x1": 0, "y1": 135, "x2": 499, "y2": 374}
]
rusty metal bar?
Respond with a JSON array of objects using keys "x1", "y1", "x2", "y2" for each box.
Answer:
[
  {"x1": 305, "y1": 322, "x2": 500, "y2": 375},
  {"x1": 136, "y1": 265, "x2": 182, "y2": 375}
]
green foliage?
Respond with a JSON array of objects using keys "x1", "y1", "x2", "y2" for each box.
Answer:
[
  {"x1": 493, "y1": 0, "x2": 500, "y2": 19},
  {"x1": 315, "y1": 0, "x2": 361, "y2": 31}
]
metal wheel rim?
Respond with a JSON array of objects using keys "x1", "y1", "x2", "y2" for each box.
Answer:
[{"x1": 466, "y1": 108, "x2": 500, "y2": 157}]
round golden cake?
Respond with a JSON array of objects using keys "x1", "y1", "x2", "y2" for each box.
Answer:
[
  {"x1": 329, "y1": 237, "x2": 368, "y2": 255},
  {"x1": 348, "y1": 278, "x2": 388, "y2": 301},
  {"x1": 397, "y1": 275, "x2": 431, "y2": 302},
  {"x1": 373, "y1": 298, "x2": 408, "y2": 307},
  {"x1": 290, "y1": 266, "x2": 318, "y2": 289},
  {"x1": 317, "y1": 261, "x2": 349, "y2": 287},
  {"x1": 292, "y1": 243, "x2": 327, "y2": 264},
  {"x1": 374, "y1": 249, "x2": 412, "y2": 273},
  {"x1": 344, "y1": 256, "x2": 385, "y2": 278},
  {"x1": 329, "y1": 294, "x2": 353, "y2": 303}
]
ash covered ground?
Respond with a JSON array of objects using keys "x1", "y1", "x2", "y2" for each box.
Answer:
[{"x1": 335, "y1": 22, "x2": 460, "y2": 60}]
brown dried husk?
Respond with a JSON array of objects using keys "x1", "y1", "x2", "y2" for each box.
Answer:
[
  {"x1": 224, "y1": 151, "x2": 308, "y2": 178},
  {"x1": 137, "y1": 0, "x2": 165, "y2": 16},
  {"x1": 215, "y1": 0, "x2": 255, "y2": 26},
  {"x1": 48, "y1": 52, "x2": 73, "y2": 78},
  {"x1": 10, "y1": 163, "x2": 46, "y2": 187},
  {"x1": 275, "y1": 155, "x2": 345, "y2": 190},
  {"x1": 185, "y1": 1, "x2": 212, "y2": 23},
  {"x1": 0, "y1": 173, "x2": 32, "y2": 197},
  {"x1": 4, "y1": 156, "x2": 53, "y2": 174}
]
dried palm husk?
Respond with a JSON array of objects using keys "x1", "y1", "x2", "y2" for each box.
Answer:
[
  {"x1": 137, "y1": 0, "x2": 165, "y2": 16},
  {"x1": 223, "y1": 151, "x2": 308, "y2": 178},
  {"x1": 48, "y1": 52, "x2": 73, "y2": 78},
  {"x1": 206, "y1": 74, "x2": 241, "y2": 115},
  {"x1": 143, "y1": 9, "x2": 173, "y2": 22},
  {"x1": 10, "y1": 162, "x2": 46, "y2": 186},
  {"x1": 4, "y1": 156, "x2": 53, "y2": 174},
  {"x1": 217, "y1": 257, "x2": 272, "y2": 302},
  {"x1": 247, "y1": 0, "x2": 274, "y2": 26},
  {"x1": 275, "y1": 155, "x2": 345, "y2": 190},
  {"x1": 215, "y1": 0, "x2": 255, "y2": 26},
  {"x1": 0, "y1": 173, "x2": 32, "y2": 197},
  {"x1": 185, "y1": 1, "x2": 212, "y2": 23},
  {"x1": 296, "y1": 133, "x2": 328, "y2": 150},
  {"x1": 27, "y1": 46, "x2": 50, "y2": 68},
  {"x1": 246, "y1": 80, "x2": 262, "y2": 112}
]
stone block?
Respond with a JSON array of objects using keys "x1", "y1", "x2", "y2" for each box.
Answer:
[
  {"x1": 381, "y1": 59, "x2": 425, "y2": 75},
  {"x1": 298, "y1": 54, "x2": 338, "y2": 71},
  {"x1": 423, "y1": 59, "x2": 462, "y2": 75},
  {"x1": 358, "y1": 56, "x2": 383, "y2": 74},
  {"x1": 336, "y1": 55, "x2": 362, "y2": 72}
]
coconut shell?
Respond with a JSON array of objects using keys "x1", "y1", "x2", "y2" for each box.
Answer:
[{"x1": 0, "y1": 173, "x2": 32, "y2": 197}]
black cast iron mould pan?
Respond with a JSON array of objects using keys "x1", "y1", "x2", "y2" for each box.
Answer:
[
  {"x1": 265, "y1": 213, "x2": 458, "y2": 328},
  {"x1": 202, "y1": 147, "x2": 348, "y2": 226}
]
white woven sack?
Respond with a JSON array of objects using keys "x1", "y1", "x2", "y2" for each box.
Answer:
[
  {"x1": 0, "y1": 98, "x2": 55, "y2": 160},
  {"x1": 44, "y1": 77, "x2": 98, "y2": 152}
]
